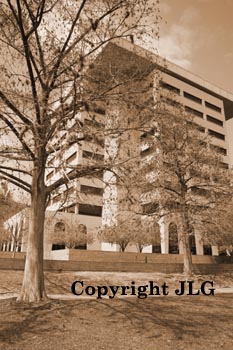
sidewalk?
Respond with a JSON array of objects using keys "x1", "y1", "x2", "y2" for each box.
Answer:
[{"x1": 1, "y1": 287, "x2": 233, "y2": 300}]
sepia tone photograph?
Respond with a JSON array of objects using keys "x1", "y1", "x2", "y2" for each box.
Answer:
[{"x1": 0, "y1": 0, "x2": 233, "y2": 349}]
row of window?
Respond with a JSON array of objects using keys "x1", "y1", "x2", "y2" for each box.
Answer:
[
  {"x1": 46, "y1": 150, "x2": 104, "y2": 181},
  {"x1": 185, "y1": 106, "x2": 203, "y2": 118},
  {"x1": 80, "y1": 185, "x2": 103, "y2": 196},
  {"x1": 63, "y1": 203, "x2": 103, "y2": 217},
  {"x1": 52, "y1": 184, "x2": 103, "y2": 204},
  {"x1": 140, "y1": 146, "x2": 154, "y2": 157},
  {"x1": 208, "y1": 129, "x2": 225, "y2": 140},
  {"x1": 84, "y1": 118, "x2": 104, "y2": 129},
  {"x1": 185, "y1": 107, "x2": 224, "y2": 128},
  {"x1": 160, "y1": 80, "x2": 223, "y2": 114},
  {"x1": 184, "y1": 91, "x2": 222, "y2": 113},
  {"x1": 82, "y1": 150, "x2": 104, "y2": 161}
]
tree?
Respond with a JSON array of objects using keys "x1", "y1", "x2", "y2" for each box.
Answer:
[
  {"x1": 99, "y1": 220, "x2": 133, "y2": 252},
  {"x1": 0, "y1": 0, "x2": 159, "y2": 302},
  {"x1": 132, "y1": 219, "x2": 161, "y2": 253},
  {"x1": 0, "y1": 181, "x2": 24, "y2": 249},
  {"x1": 134, "y1": 99, "x2": 233, "y2": 276},
  {"x1": 201, "y1": 199, "x2": 233, "y2": 255},
  {"x1": 99, "y1": 215, "x2": 160, "y2": 252},
  {"x1": 53, "y1": 222, "x2": 92, "y2": 249}
]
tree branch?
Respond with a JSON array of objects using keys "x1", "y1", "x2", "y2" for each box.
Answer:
[
  {"x1": 0, "y1": 169, "x2": 31, "y2": 192},
  {"x1": 0, "y1": 90, "x2": 34, "y2": 128},
  {"x1": 0, "y1": 165, "x2": 32, "y2": 176},
  {"x1": 0, "y1": 113, "x2": 35, "y2": 160}
]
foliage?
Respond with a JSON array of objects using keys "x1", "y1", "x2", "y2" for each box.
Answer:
[
  {"x1": 0, "y1": 0, "x2": 160, "y2": 301},
  {"x1": 53, "y1": 221, "x2": 93, "y2": 249},
  {"x1": 0, "y1": 181, "x2": 24, "y2": 232},
  {"x1": 99, "y1": 215, "x2": 161, "y2": 252},
  {"x1": 132, "y1": 97, "x2": 233, "y2": 275}
]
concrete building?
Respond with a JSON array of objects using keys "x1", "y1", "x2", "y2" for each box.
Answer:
[
  {"x1": 44, "y1": 108, "x2": 106, "y2": 252},
  {"x1": 99, "y1": 39, "x2": 233, "y2": 256},
  {"x1": 2, "y1": 39, "x2": 233, "y2": 258}
]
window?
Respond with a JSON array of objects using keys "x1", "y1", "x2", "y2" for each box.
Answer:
[
  {"x1": 85, "y1": 135, "x2": 104, "y2": 148},
  {"x1": 47, "y1": 157, "x2": 55, "y2": 166},
  {"x1": 142, "y1": 202, "x2": 159, "y2": 214},
  {"x1": 46, "y1": 171, "x2": 54, "y2": 180},
  {"x1": 52, "y1": 222, "x2": 66, "y2": 250},
  {"x1": 52, "y1": 244, "x2": 65, "y2": 250},
  {"x1": 60, "y1": 133, "x2": 67, "y2": 143},
  {"x1": 162, "y1": 97, "x2": 182, "y2": 108},
  {"x1": 203, "y1": 244, "x2": 212, "y2": 255},
  {"x1": 219, "y1": 162, "x2": 229, "y2": 169},
  {"x1": 152, "y1": 245, "x2": 161, "y2": 253},
  {"x1": 54, "y1": 221, "x2": 66, "y2": 233},
  {"x1": 206, "y1": 115, "x2": 223, "y2": 127},
  {"x1": 198, "y1": 126, "x2": 205, "y2": 133},
  {"x1": 66, "y1": 151, "x2": 77, "y2": 164},
  {"x1": 85, "y1": 118, "x2": 103, "y2": 129},
  {"x1": 168, "y1": 222, "x2": 179, "y2": 254},
  {"x1": 191, "y1": 186, "x2": 209, "y2": 197},
  {"x1": 82, "y1": 150, "x2": 104, "y2": 161},
  {"x1": 189, "y1": 234, "x2": 196, "y2": 255},
  {"x1": 186, "y1": 120, "x2": 205, "y2": 133},
  {"x1": 67, "y1": 204, "x2": 76, "y2": 213},
  {"x1": 205, "y1": 101, "x2": 221, "y2": 113},
  {"x1": 80, "y1": 185, "x2": 103, "y2": 196},
  {"x1": 94, "y1": 107, "x2": 106, "y2": 115},
  {"x1": 184, "y1": 91, "x2": 202, "y2": 104},
  {"x1": 208, "y1": 129, "x2": 225, "y2": 140},
  {"x1": 94, "y1": 170, "x2": 104, "y2": 179},
  {"x1": 53, "y1": 193, "x2": 62, "y2": 204},
  {"x1": 212, "y1": 145, "x2": 227, "y2": 156},
  {"x1": 185, "y1": 106, "x2": 203, "y2": 118},
  {"x1": 78, "y1": 204, "x2": 102, "y2": 217},
  {"x1": 160, "y1": 81, "x2": 180, "y2": 94},
  {"x1": 140, "y1": 128, "x2": 155, "y2": 139},
  {"x1": 140, "y1": 146, "x2": 154, "y2": 157}
]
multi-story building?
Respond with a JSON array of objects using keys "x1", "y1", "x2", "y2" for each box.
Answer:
[
  {"x1": 100, "y1": 39, "x2": 233, "y2": 256},
  {"x1": 45, "y1": 107, "x2": 107, "y2": 252},
  {"x1": 2, "y1": 39, "x2": 233, "y2": 257}
]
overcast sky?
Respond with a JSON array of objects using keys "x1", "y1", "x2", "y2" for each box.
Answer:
[{"x1": 156, "y1": 0, "x2": 233, "y2": 93}]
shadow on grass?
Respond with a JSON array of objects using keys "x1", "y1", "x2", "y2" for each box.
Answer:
[
  {"x1": 98, "y1": 295, "x2": 233, "y2": 342},
  {"x1": 0, "y1": 298, "x2": 90, "y2": 347},
  {"x1": 0, "y1": 295, "x2": 233, "y2": 347}
]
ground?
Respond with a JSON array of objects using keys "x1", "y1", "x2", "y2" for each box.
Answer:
[{"x1": 0, "y1": 271, "x2": 233, "y2": 350}]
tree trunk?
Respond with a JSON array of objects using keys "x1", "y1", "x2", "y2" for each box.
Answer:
[
  {"x1": 17, "y1": 164, "x2": 47, "y2": 303},
  {"x1": 182, "y1": 231, "x2": 193, "y2": 278}
]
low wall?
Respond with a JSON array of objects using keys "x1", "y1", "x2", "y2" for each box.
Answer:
[
  {"x1": 49, "y1": 249, "x2": 233, "y2": 264},
  {"x1": 0, "y1": 252, "x2": 26, "y2": 259},
  {"x1": 0, "y1": 250, "x2": 233, "y2": 274}
]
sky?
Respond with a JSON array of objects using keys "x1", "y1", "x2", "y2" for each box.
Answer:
[{"x1": 156, "y1": 0, "x2": 233, "y2": 94}]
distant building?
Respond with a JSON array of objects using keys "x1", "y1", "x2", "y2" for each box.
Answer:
[{"x1": 3, "y1": 208, "x2": 101, "y2": 258}]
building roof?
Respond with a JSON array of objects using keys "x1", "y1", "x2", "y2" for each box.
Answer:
[{"x1": 105, "y1": 38, "x2": 233, "y2": 120}]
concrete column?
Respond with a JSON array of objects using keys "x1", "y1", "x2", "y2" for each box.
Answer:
[
  {"x1": 195, "y1": 233, "x2": 204, "y2": 255},
  {"x1": 159, "y1": 220, "x2": 168, "y2": 254},
  {"x1": 212, "y1": 245, "x2": 219, "y2": 256}
]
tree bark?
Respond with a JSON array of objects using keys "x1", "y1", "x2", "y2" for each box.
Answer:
[
  {"x1": 17, "y1": 163, "x2": 47, "y2": 303},
  {"x1": 181, "y1": 217, "x2": 193, "y2": 278}
]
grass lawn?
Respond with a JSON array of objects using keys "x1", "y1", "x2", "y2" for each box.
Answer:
[{"x1": 0, "y1": 270, "x2": 233, "y2": 350}]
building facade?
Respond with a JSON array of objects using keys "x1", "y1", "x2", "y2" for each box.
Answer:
[
  {"x1": 2, "y1": 39, "x2": 233, "y2": 257},
  {"x1": 100, "y1": 39, "x2": 233, "y2": 256}
]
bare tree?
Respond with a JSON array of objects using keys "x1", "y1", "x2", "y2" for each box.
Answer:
[
  {"x1": 99, "y1": 214, "x2": 160, "y2": 252},
  {"x1": 53, "y1": 222, "x2": 92, "y2": 249},
  {"x1": 135, "y1": 101, "x2": 233, "y2": 276},
  {"x1": 99, "y1": 219, "x2": 134, "y2": 252},
  {"x1": 0, "y1": 0, "x2": 159, "y2": 302}
]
